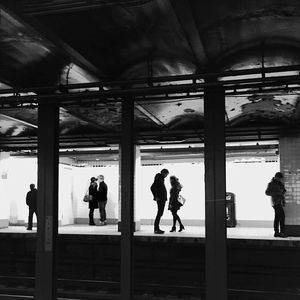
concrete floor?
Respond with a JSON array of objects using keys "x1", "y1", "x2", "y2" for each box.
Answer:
[{"x1": 0, "y1": 224, "x2": 297, "y2": 241}]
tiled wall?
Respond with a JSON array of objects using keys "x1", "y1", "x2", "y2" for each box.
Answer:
[{"x1": 280, "y1": 135, "x2": 300, "y2": 226}]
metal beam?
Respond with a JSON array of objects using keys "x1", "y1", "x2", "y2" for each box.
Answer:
[
  {"x1": 0, "y1": 113, "x2": 37, "y2": 128},
  {"x1": 169, "y1": 0, "x2": 208, "y2": 68},
  {"x1": 1, "y1": 71, "x2": 300, "y2": 106},
  {"x1": 0, "y1": 63, "x2": 299, "y2": 96},
  {"x1": 120, "y1": 97, "x2": 135, "y2": 299},
  {"x1": 204, "y1": 83, "x2": 227, "y2": 300},
  {"x1": 0, "y1": 2, "x2": 102, "y2": 78},
  {"x1": 35, "y1": 101, "x2": 59, "y2": 300},
  {"x1": 21, "y1": 0, "x2": 152, "y2": 15}
]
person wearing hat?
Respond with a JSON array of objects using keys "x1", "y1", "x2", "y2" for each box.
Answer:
[
  {"x1": 26, "y1": 183, "x2": 37, "y2": 230},
  {"x1": 265, "y1": 172, "x2": 287, "y2": 237},
  {"x1": 88, "y1": 177, "x2": 98, "y2": 225}
]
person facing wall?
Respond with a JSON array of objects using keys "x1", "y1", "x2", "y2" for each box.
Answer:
[{"x1": 265, "y1": 172, "x2": 287, "y2": 238}]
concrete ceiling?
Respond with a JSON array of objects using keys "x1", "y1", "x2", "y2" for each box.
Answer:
[{"x1": 1, "y1": 0, "x2": 300, "y2": 149}]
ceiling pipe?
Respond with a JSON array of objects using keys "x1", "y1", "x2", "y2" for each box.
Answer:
[{"x1": 0, "y1": 64, "x2": 300, "y2": 95}]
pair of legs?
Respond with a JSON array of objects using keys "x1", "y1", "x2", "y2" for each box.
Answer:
[
  {"x1": 89, "y1": 207, "x2": 97, "y2": 225},
  {"x1": 171, "y1": 209, "x2": 183, "y2": 231},
  {"x1": 154, "y1": 200, "x2": 165, "y2": 232},
  {"x1": 27, "y1": 208, "x2": 37, "y2": 230},
  {"x1": 273, "y1": 204, "x2": 285, "y2": 236},
  {"x1": 99, "y1": 201, "x2": 107, "y2": 224},
  {"x1": 89, "y1": 201, "x2": 107, "y2": 225}
]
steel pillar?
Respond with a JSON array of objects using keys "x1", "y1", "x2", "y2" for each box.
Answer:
[
  {"x1": 120, "y1": 98, "x2": 135, "y2": 299},
  {"x1": 35, "y1": 102, "x2": 59, "y2": 300},
  {"x1": 204, "y1": 85, "x2": 227, "y2": 300}
]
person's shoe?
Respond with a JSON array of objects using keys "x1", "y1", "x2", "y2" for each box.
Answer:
[
  {"x1": 102, "y1": 220, "x2": 107, "y2": 225},
  {"x1": 89, "y1": 222, "x2": 95, "y2": 226},
  {"x1": 279, "y1": 232, "x2": 288, "y2": 238},
  {"x1": 26, "y1": 227, "x2": 32, "y2": 231},
  {"x1": 170, "y1": 227, "x2": 176, "y2": 232},
  {"x1": 178, "y1": 225, "x2": 185, "y2": 232},
  {"x1": 274, "y1": 232, "x2": 280, "y2": 237},
  {"x1": 154, "y1": 229, "x2": 165, "y2": 234}
]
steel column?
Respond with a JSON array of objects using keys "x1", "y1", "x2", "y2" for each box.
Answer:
[
  {"x1": 120, "y1": 98, "x2": 135, "y2": 299},
  {"x1": 204, "y1": 86, "x2": 227, "y2": 300},
  {"x1": 35, "y1": 102, "x2": 59, "y2": 300}
]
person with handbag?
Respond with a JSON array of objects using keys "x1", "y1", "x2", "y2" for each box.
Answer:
[
  {"x1": 168, "y1": 176, "x2": 185, "y2": 232},
  {"x1": 88, "y1": 177, "x2": 98, "y2": 225}
]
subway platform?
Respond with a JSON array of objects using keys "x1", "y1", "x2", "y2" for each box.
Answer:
[{"x1": 1, "y1": 224, "x2": 300, "y2": 245}]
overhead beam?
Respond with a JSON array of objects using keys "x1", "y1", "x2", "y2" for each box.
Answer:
[
  {"x1": 0, "y1": 2, "x2": 102, "y2": 79},
  {"x1": 135, "y1": 103, "x2": 165, "y2": 126},
  {"x1": 168, "y1": 0, "x2": 208, "y2": 68},
  {"x1": 21, "y1": 0, "x2": 152, "y2": 16},
  {"x1": 0, "y1": 64, "x2": 300, "y2": 105},
  {"x1": 0, "y1": 113, "x2": 37, "y2": 128}
]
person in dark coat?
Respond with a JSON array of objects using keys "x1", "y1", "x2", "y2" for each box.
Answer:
[
  {"x1": 265, "y1": 172, "x2": 287, "y2": 237},
  {"x1": 26, "y1": 184, "x2": 37, "y2": 230},
  {"x1": 168, "y1": 176, "x2": 184, "y2": 232},
  {"x1": 88, "y1": 177, "x2": 98, "y2": 225},
  {"x1": 150, "y1": 168, "x2": 169, "y2": 234},
  {"x1": 97, "y1": 175, "x2": 108, "y2": 225}
]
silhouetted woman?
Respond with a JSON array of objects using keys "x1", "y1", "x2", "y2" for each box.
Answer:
[
  {"x1": 168, "y1": 176, "x2": 184, "y2": 232},
  {"x1": 88, "y1": 177, "x2": 98, "y2": 225}
]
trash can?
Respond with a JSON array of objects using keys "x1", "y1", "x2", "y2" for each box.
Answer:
[{"x1": 226, "y1": 192, "x2": 236, "y2": 227}]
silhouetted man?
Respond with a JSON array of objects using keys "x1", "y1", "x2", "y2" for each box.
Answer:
[
  {"x1": 97, "y1": 175, "x2": 108, "y2": 225},
  {"x1": 266, "y1": 172, "x2": 287, "y2": 238},
  {"x1": 151, "y1": 168, "x2": 169, "y2": 234},
  {"x1": 26, "y1": 184, "x2": 37, "y2": 230}
]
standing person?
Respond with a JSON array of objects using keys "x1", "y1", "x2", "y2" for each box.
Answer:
[
  {"x1": 150, "y1": 168, "x2": 169, "y2": 234},
  {"x1": 265, "y1": 172, "x2": 287, "y2": 238},
  {"x1": 26, "y1": 184, "x2": 37, "y2": 230},
  {"x1": 88, "y1": 177, "x2": 98, "y2": 225},
  {"x1": 97, "y1": 175, "x2": 108, "y2": 225},
  {"x1": 168, "y1": 176, "x2": 184, "y2": 232}
]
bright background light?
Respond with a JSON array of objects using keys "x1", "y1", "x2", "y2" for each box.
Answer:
[{"x1": 0, "y1": 155, "x2": 279, "y2": 226}]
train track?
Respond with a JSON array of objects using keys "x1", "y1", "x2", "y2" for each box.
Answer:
[{"x1": 0, "y1": 276, "x2": 300, "y2": 300}]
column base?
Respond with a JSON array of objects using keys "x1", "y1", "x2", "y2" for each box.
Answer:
[
  {"x1": 118, "y1": 221, "x2": 141, "y2": 232},
  {"x1": 285, "y1": 225, "x2": 300, "y2": 237}
]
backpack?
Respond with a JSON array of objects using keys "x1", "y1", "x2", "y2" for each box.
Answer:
[
  {"x1": 265, "y1": 184, "x2": 272, "y2": 196},
  {"x1": 150, "y1": 182, "x2": 156, "y2": 196}
]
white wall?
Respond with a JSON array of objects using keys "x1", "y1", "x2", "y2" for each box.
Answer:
[
  {"x1": 138, "y1": 160, "x2": 279, "y2": 223},
  {"x1": 0, "y1": 153, "x2": 12, "y2": 226},
  {"x1": 6, "y1": 157, "x2": 38, "y2": 224},
  {"x1": 59, "y1": 164, "x2": 75, "y2": 225},
  {"x1": 226, "y1": 160, "x2": 279, "y2": 222},
  {"x1": 0, "y1": 155, "x2": 278, "y2": 226}
]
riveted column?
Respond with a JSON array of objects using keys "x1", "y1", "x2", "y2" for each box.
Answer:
[
  {"x1": 120, "y1": 97, "x2": 135, "y2": 299},
  {"x1": 204, "y1": 84, "x2": 227, "y2": 300},
  {"x1": 35, "y1": 101, "x2": 59, "y2": 300}
]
